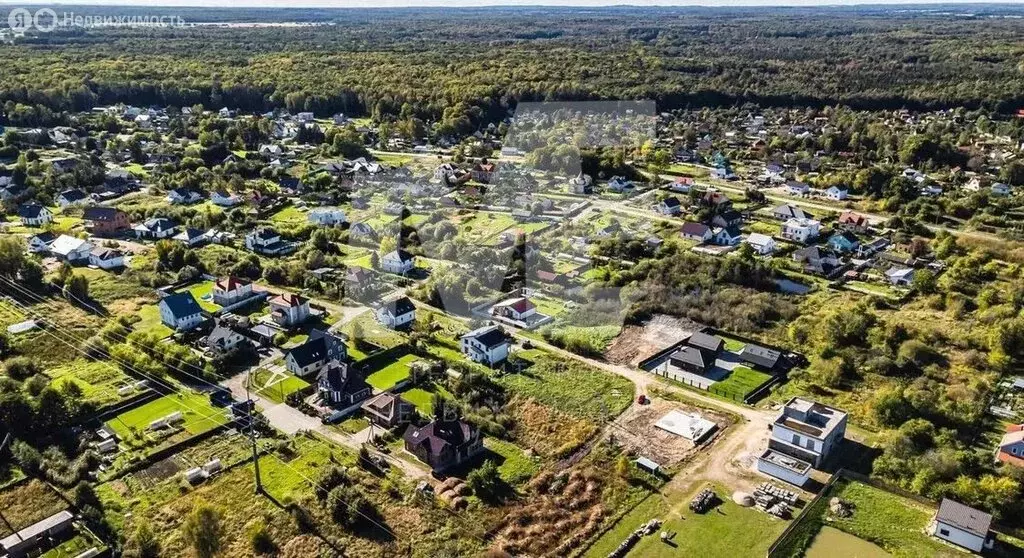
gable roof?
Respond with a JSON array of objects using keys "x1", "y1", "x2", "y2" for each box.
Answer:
[
  {"x1": 83, "y1": 206, "x2": 123, "y2": 222},
  {"x1": 160, "y1": 292, "x2": 202, "y2": 319},
  {"x1": 58, "y1": 189, "x2": 88, "y2": 202},
  {"x1": 382, "y1": 296, "x2": 416, "y2": 316},
  {"x1": 403, "y1": 420, "x2": 478, "y2": 456},
  {"x1": 17, "y1": 204, "x2": 47, "y2": 218},
  {"x1": 936, "y1": 499, "x2": 992, "y2": 538},
  {"x1": 670, "y1": 346, "x2": 709, "y2": 369},
  {"x1": 461, "y1": 325, "x2": 509, "y2": 349},
  {"x1": 215, "y1": 276, "x2": 250, "y2": 292},
  {"x1": 385, "y1": 249, "x2": 414, "y2": 262},
  {"x1": 740, "y1": 344, "x2": 781, "y2": 369},
  {"x1": 773, "y1": 204, "x2": 811, "y2": 220},
  {"x1": 688, "y1": 331, "x2": 724, "y2": 353},
  {"x1": 681, "y1": 222, "x2": 710, "y2": 237},
  {"x1": 363, "y1": 392, "x2": 412, "y2": 420},
  {"x1": 270, "y1": 293, "x2": 307, "y2": 308}
]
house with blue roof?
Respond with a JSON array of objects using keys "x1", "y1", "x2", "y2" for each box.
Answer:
[
  {"x1": 158, "y1": 292, "x2": 206, "y2": 331},
  {"x1": 827, "y1": 231, "x2": 860, "y2": 253}
]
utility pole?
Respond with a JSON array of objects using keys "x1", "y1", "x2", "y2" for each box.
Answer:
[{"x1": 245, "y1": 370, "x2": 263, "y2": 494}]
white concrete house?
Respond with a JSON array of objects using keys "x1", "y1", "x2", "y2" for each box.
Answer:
[
  {"x1": 89, "y1": 247, "x2": 125, "y2": 270},
  {"x1": 768, "y1": 397, "x2": 847, "y2": 468},
  {"x1": 491, "y1": 297, "x2": 537, "y2": 321},
  {"x1": 158, "y1": 292, "x2": 205, "y2": 331},
  {"x1": 744, "y1": 233, "x2": 777, "y2": 255},
  {"x1": 269, "y1": 293, "x2": 310, "y2": 328},
  {"x1": 308, "y1": 207, "x2": 346, "y2": 226},
  {"x1": 757, "y1": 449, "x2": 811, "y2": 487},
  {"x1": 785, "y1": 181, "x2": 810, "y2": 196},
  {"x1": 932, "y1": 499, "x2": 994, "y2": 553},
  {"x1": 376, "y1": 296, "x2": 416, "y2": 329},
  {"x1": 781, "y1": 218, "x2": 821, "y2": 243},
  {"x1": 210, "y1": 189, "x2": 240, "y2": 207},
  {"x1": 824, "y1": 186, "x2": 848, "y2": 200},
  {"x1": 460, "y1": 325, "x2": 511, "y2": 365},
  {"x1": 56, "y1": 189, "x2": 89, "y2": 207},
  {"x1": 17, "y1": 205, "x2": 52, "y2": 227},
  {"x1": 212, "y1": 276, "x2": 254, "y2": 306},
  {"x1": 380, "y1": 249, "x2": 415, "y2": 275},
  {"x1": 50, "y1": 235, "x2": 93, "y2": 262},
  {"x1": 166, "y1": 188, "x2": 203, "y2": 205}
]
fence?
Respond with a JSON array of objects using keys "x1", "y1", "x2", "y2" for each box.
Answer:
[{"x1": 650, "y1": 367, "x2": 748, "y2": 403}]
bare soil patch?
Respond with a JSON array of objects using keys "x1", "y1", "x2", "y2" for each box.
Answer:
[
  {"x1": 604, "y1": 314, "x2": 699, "y2": 366},
  {"x1": 611, "y1": 397, "x2": 734, "y2": 468}
]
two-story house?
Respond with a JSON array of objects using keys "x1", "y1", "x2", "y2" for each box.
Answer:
[
  {"x1": 403, "y1": 419, "x2": 484, "y2": 472},
  {"x1": 768, "y1": 397, "x2": 847, "y2": 468},
  {"x1": 158, "y1": 292, "x2": 205, "y2": 331},
  {"x1": 285, "y1": 330, "x2": 348, "y2": 377},
  {"x1": 269, "y1": 293, "x2": 310, "y2": 328},
  {"x1": 460, "y1": 325, "x2": 512, "y2": 366},
  {"x1": 245, "y1": 227, "x2": 297, "y2": 256},
  {"x1": 781, "y1": 218, "x2": 821, "y2": 243},
  {"x1": 83, "y1": 207, "x2": 130, "y2": 236},
  {"x1": 17, "y1": 204, "x2": 52, "y2": 227},
  {"x1": 376, "y1": 296, "x2": 416, "y2": 329},
  {"x1": 212, "y1": 276, "x2": 255, "y2": 306},
  {"x1": 317, "y1": 361, "x2": 371, "y2": 406},
  {"x1": 380, "y1": 249, "x2": 415, "y2": 275}
]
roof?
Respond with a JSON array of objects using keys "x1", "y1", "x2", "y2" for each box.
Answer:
[
  {"x1": 270, "y1": 293, "x2": 307, "y2": 308},
  {"x1": 404, "y1": 419, "x2": 478, "y2": 457},
  {"x1": 681, "y1": 222, "x2": 710, "y2": 236},
  {"x1": 159, "y1": 292, "x2": 203, "y2": 319},
  {"x1": 936, "y1": 499, "x2": 992, "y2": 538},
  {"x1": 144, "y1": 217, "x2": 176, "y2": 231},
  {"x1": 382, "y1": 296, "x2": 416, "y2": 316},
  {"x1": 688, "y1": 331, "x2": 724, "y2": 353},
  {"x1": 17, "y1": 204, "x2": 47, "y2": 218},
  {"x1": 215, "y1": 276, "x2": 250, "y2": 292},
  {"x1": 289, "y1": 330, "x2": 345, "y2": 368},
  {"x1": 740, "y1": 344, "x2": 781, "y2": 369},
  {"x1": 83, "y1": 206, "x2": 123, "y2": 221},
  {"x1": 252, "y1": 227, "x2": 280, "y2": 240},
  {"x1": 175, "y1": 228, "x2": 206, "y2": 240},
  {"x1": 207, "y1": 325, "x2": 240, "y2": 347},
  {"x1": 385, "y1": 249, "x2": 414, "y2": 262},
  {"x1": 461, "y1": 325, "x2": 509, "y2": 349},
  {"x1": 363, "y1": 392, "x2": 411, "y2": 420},
  {"x1": 58, "y1": 189, "x2": 87, "y2": 202},
  {"x1": 495, "y1": 297, "x2": 535, "y2": 314},
  {"x1": 746, "y1": 232, "x2": 774, "y2": 247},
  {"x1": 776, "y1": 397, "x2": 847, "y2": 440},
  {"x1": 50, "y1": 234, "x2": 90, "y2": 256},
  {"x1": 0, "y1": 510, "x2": 74, "y2": 551},
  {"x1": 662, "y1": 197, "x2": 681, "y2": 208},
  {"x1": 773, "y1": 204, "x2": 811, "y2": 220},
  {"x1": 90, "y1": 247, "x2": 123, "y2": 260},
  {"x1": 670, "y1": 346, "x2": 708, "y2": 369},
  {"x1": 318, "y1": 361, "x2": 369, "y2": 395},
  {"x1": 839, "y1": 211, "x2": 869, "y2": 226}
]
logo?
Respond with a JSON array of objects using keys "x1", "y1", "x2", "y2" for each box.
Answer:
[
  {"x1": 6, "y1": 7, "x2": 186, "y2": 32},
  {"x1": 7, "y1": 8, "x2": 31, "y2": 32}
]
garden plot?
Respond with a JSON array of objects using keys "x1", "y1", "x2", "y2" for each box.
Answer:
[{"x1": 46, "y1": 358, "x2": 136, "y2": 407}]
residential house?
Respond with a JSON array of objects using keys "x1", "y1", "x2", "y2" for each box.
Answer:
[
  {"x1": 824, "y1": 186, "x2": 848, "y2": 200},
  {"x1": 991, "y1": 182, "x2": 1012, "y2": 196},
  {"x1": 739, "y1": 344, "x2": 782, "y2": 372},
  {"x1": 158, "y1": 292, "x2": 205, "y2": 331},
  {"x1": 376, "y1": 296, "x2": 416, "y2": 329},
  {"x1": 403, "y1": 419, "x2": 484, "y2": 472},
  {"x1": 134, "y1": 217, "x2": 177, "y2": 240},
  {"x1": 656, "y1": 196, "x2": 682, "y2": 216},
  {"x1": 667, "y1": 176, "x2": 695, "y2": 193},
  {"x1": 206, "y1": 324, "x2": 248, "y2": 353},
  {"x1": 460, "y1": 325, "x2": 512, "y2": 365},
  {"x1": 296, "y1": 112, "x2": 315, "y2": 123},
  {"x1": 827, "y1": 231, "x2": 860, "y2": 253},
  {"x1": 56, "y1": 189, "x2": 88, "y2": 207},
  {"x1": 285, "y1": 329, "x2": 348, "y2": 377},
  {"x1": 89, "y1": 247, "x2": 125, "y2": 270},
  {"x1": 769, "y1": 397, "x2": 847, "y2": 467},
  {"x1": 83, "y1": 207, "x2": 130, "y2": 236},
  {"x1": 837, "y1": 211, "x2": 870, "y2": 233},
  {"x1": 885, "y1": 267, "x2": 919, "y2": 287},
  {"x1": 785, "y1": 181, "x2": 810, "y2": 196},
  {"x1": 28, "y1": 232, "x2": 56, "y2": 254},
  {"x1": 792, "y1": 246, "x2": 842, "y2": 277},
  {"x1": 568, "y1": 172, "x2": 594, "y2": 195},
  {"x1": 680, "y1": 222, "x2": 712, "y2": 243},
  {"x1": 607, "y1": 176, "x2": 634, "y2": 193},
  {"x1": 308, "y1": 207, "x2": 346, "y2": 226},
  {"x1": 668, "y1": 331, "x2": 724, "y2": 376},
  {"x1": 49, "y1": 235, "x2": 93, "y2": 262},
  {"x1": 210, "y1": 189, "x2": 241, "y2": 207},
  {"x1": 17, "y1": 204, "x2": 52, "y2": 227},
  {"x1": 996, "y1": 424, "x2": 1024, "y2": 468},
  {"x1": 317, "y1": 361, "x2": 371, "y2": 406},
  {"x1": 932, "y1": 499, "x2": 994, "y2": 553},
  {"x1": 269, "y1": 293, "x2": 310, "y2": 328},
  {"x1": 173, "y1": 228, "x2": 207, "y2": 247},
  {"x1": 745, "y1": 233, "x2": 776, "y2": 255},
  {"x1": 772, "y1": 204, "x2": 812, "y2": 221},
  {"x1": 212, "y1": 276, "x2": 254, "y2": 306},
  {"x1": 491, "y1": 297, "x2": 536, "y2": 322},
  {"x1": 258, "y1": 144, "x2": 284, "y2": 158},
  {"x1": 781, "y1": 218, "x2": 821, "y2": 243},
  {"x1": 51, "y1": 158, "x2": 79, "y2": 173},
  {"x1": 470, "y1": 160, "x2": 498, "y2": 183},
  {"x1": 0, "y1": 510, "x2": 75, "y2": 558},
  {"x1": 245, "y1": 227, "x2": 297, "y2": 256},
  {"x1": 712, "y1": 226, "x2": 742, "y2": 246},
  {"x1": 349, "y1": 222, "x2": 378, "y2": 242},
  {"x1": 344, "y1": 266, "x2": 373, "y2": 294},
  {"x1": 166, "y1": 187, "x2": 204, "y2": 205},
  {"x1": 711, "y1": 209, "x2": 743, "y2": 228},
  {"x1": 856, "y1": 237, "x2": 890, "y2": 258},
  {"x1": 380, "y1": 249, "x2": 415, "y2": 275},
  {"x1": 362, "y1": 393, "x2": 415, "y2": 428}
]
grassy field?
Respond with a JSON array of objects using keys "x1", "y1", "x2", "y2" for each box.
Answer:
[
  {"x1": 713, "y1": 365, "x2": 773, "y2": 399},
  {"x1": 134, "y1": 304, "x2": 174, "y2": 338},
  {"x1": 74, "y1": 268, "x2": 153, "y2": 305},
  {"x1": 249, "y1": 369, "x2": 310, "y2": 404},
  {"x1": 0, "y1": 480, "x2": 69, "y2": 536},
  {"x1": 106, "y1": 392, "x2": 228, "y2": 440},
  {"x1": 269, "y1": 204, "x2": 308, "y2": 226},
  {"x1": 179, "y1": 280, "x2": 219, "y2": 312},
  {"x1": 485, "y1": 437, "x2": 539, "y2": 486},
  {"x1": 47, "y1": 358, "x2": 133, "y2": 407},
  {"x1": 400, "y1": 381, "x2": 453, "y2": 416},
  {"x1": 365, "y1": 353, "x2": 419, "y2": 390},
  {"x1": 498, "y1": 356, "x2": 634, "y2": 421}
]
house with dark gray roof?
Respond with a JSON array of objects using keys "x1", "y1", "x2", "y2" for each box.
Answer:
[
  {"x1": 460, "y1": 325, "x2": 511, "y2": 365},
  {"x1": 158, "y1": 292, "x2": 205, "y2": 331},
  {"x1": 932, "y1": 498, "x2": 994, "y2": 552},
  {"x1": 285, "y1": 330, "x2": 348, "y2": 377},
  {"x1": 403, "y1": 419, "x2": 484, "y2": 471},
  {"x1": 362, "y1": 393, "x2": 415, "y2": 428},
  {"x1": 376, "y1": 296, "x2": 416, "y2": 329},
  {"x1": 17, "y1": 204, "x2": 52, "y2": 226},
  {"x1": 740, "y1": 344, "x2": 782, "y2": 371},
  {"x1": 317, "y1": 361, "x2": 371, "y2": 406}
]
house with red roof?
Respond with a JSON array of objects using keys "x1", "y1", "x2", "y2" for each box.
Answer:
[
  {"x1": 269, "y1": 292, "x2": 310, "y2": 327},
  {"x1": 996, "y1": 424, "x2": 1024, "y2": 468},
  {"x1": 492, "y1": 297, "x2": 537, "y2": 321},
  {"x1": 212, "y1": 276, "x2": 254, "y2": 306}
]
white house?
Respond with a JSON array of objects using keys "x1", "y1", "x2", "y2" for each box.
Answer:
[
  {"x1": 991, "y1": 182, "x2": 1012, "y2": 196},
  {"x1": 296, "y1": 112, "x2": 315, "y2": 123},
  {"x1": 212, "y1": 276, "x2": 254, "y2": 306},
  {"x1": 491, "y1": 297, "x2": 537, "y2": 321},
  {"x1": 712, "y1": 226, "x2": 742, "y2": 246},
  {"x1": 607, "y1": 176, "x2": 634, "y2": 193},
  {"x1": 824, "y1": 186, "x2": 848, "y2": 201},
  {"x1": 680, "y1": 222, "x2": 712, "y2": 243},
  {"x1": 210, "y1": 189, "x2": 241, "y2": 207},
  {"x1": 885, "y1": 267, "x2": 918, "y2": 286},
  {"x1": 134, "y1": 218, "x2": 177, "y2": 240},
  {"x1": 757, "y1": 449, "x2": 811, "y2": 487},
  {"x1": 166, "y1": 188, "x2": 204, "y2": 205},
  {"x1": 158, "y1": 292, "x2": 205, "y2": 331},
  {"x1": 932, "y1": 499, "x2": 994, "y2": 553},
  {"x1": 656, "y1": 197, "x2": 682, "y2": 216},
  {"x1": 768, "y1": 397, "x2": 847, "y2": 468},
  {"x1": 245, "y1": 227, "x2": 297, "y2": 256},
  {"x1": 89, "y1": 247, "x2": 125, "y2": 270},
  {"x1": 785, "y1": 181, "x2": 810, "y2": 197},
  {"x1": 781, "y1": 218, "x2": 821, "y2": 243},
  {"x1": 17, "y1": 204, "x2": 52, "y2": 227},
  {"x1": 460, "y1": 325, "x2": 511, "y2": 366},
  {"x1": 380, "y1": 249, "x2": 415, "y2": 275},
  {"x1": 56, "y1": 189, "x2": 89, "y2": 207},
  {"x1": 173, "y1": 228, "x2": 207, "y2": 247},
  {"x1": 269, "y1": 293, "x2": 310, "y2": 328},
  {"x1": 308, "y1": 207, "x2": 346, "y2": 226},
  {"x1": 28, "y1": 232, "x2": 56, "y2": 254},
  {"x1": 49, "y1": 235, "x2": 93, "y2": 262},
  {"x1": 376, "y1": 296, "x2": 416, "y2": 329},
  {"x1": 744, "y1": 233, "x2": 776, "y2": 255}
]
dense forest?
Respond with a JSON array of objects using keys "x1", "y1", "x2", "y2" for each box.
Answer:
[{"x1": 1, "y1": 5, "x2": 1024, "y2": 129}]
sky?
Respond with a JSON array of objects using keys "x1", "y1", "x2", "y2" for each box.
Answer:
[{"x1": 0, "y1": 0, "x2": 1009, "y2": 7}]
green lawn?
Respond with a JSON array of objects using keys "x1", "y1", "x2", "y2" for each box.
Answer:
[
  {"x1": 336, "y1": 416, "x2": 370, "y2": 434},
  {"x1": 47, "y1": 358, "x2": 133, "y2": 407},
  {"x1": 485, "y1": 438, "x2": 539, "y2": 486},
  {"x1": 498, "y1": 357, "x2": 634, "y2": 421},
  {"x1": 180, "y1": 281, "x2": 219, "y2": 312},
  {"x1": 133, "y1": 305, "x2": 174, "y2": 338},
  {"x1": 106, "y1": 392, "x2": 228, "y2": 439},
  {"x1": 365, "y1": 353, "x2": 419, "y2": 390},
  {"x1": 400, "y1": 381, "x2": 453, "y2": 416},
  {"x1": 269, "y1": 204, "x2": 307, "y2": 226},
  {"x1": 249, "y1": 369, "x2": 310, "y2": 404},
  {"x1": 41, "y1": 534, "x2": 104, "y2": 558},
  {"x1": 712, "y1": 365, "x2": 773, "y2": 399}
]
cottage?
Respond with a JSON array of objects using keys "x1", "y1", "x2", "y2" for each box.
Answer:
[
  {"x1": 837, "y1": 211, "x2": 870, "y2": 232},
  {"x1": 470, "y1": 160, "x2": 498, "y2": 183},
  {"x1": 568, "y1": 172, "x2": 594, "y2": 194},
  {"x1": 772, "y1": 204, "x2": 812, "y2": 221},
  {"x1": 885, "y1": 267, "x2": 919, "y2": 286},
  {"x1": 206, "y1": 324, "x2": 248, "y2": 353},
  {"x1": 158, "y1": 292, "x2": 205, "y2": 331},
  {"x1": 491, "y1": 297, "x2": 536, "y2": 322},
  {"x1": 173, "y1": 228, "x2": 208, "y2": 247},
  {"x1": 656, "y1": 196, "x2": 682, "y2": 215},
  {"x1": 83, "y1": 206, "x2": 130, "y2": 236},
  {"x1": 56, "y1": 189, "x2": 88, "y2": 207},
  {"x1": 744, "y1": 233, "x2": 776, "y2": 255},
  {"x1": 712, "y1": 226, "x2": 742, "y2": 246},
  {"x1": 460, "y1": 325, "x2": 512, "y2": 365},
  {"x1": 404, "y1": 420, "x2": 484, "y2": 472},
  {"x1": 792, "y1": 246, "x2": 842, "y2": 276},
  {"x1": 17, "y1": 204, "x2": 52, "y2": 227},
  {"x1": 668, "y1": 332, "x2": 723, "y2": 376},
  {"x1": 285, "y1": 330, "x2": 348, "y2": 377},
  {"x1": 134, "y1": 217, "x2": 177, "y2": 240},
  {"x1": 991, "y1": 182, "x2": 1012, "y2": 196},
  {"x1": 269, "y1": 293, "x2": 310, "y2": 328},
  {"x1": 349, "y1": 222, "x2": 378, "y2": 242},
  {"x1": 212, "y1": 276, "x2": 254, "y2": 306},
  {"x1": 211, "y1": 189, "x2": 241, "y2": 207},
  {"x1": 827, "y1": 231, "x2": 860, "y2": 253},
  {"x1": 27, "y1": 232, "x2": 56, "y2": 254},
  {"x1": 856, "y1": 237, "x2": 890, "y2": 258},
  {"x1": 89, "y1": 247, "x2": 125, "y2": 270},
  {"x1": 245, "y1": 227, "x2": 297, "y2": 256},
  {"x1": 781, "y1": 218, "x2": 820, "y2": 243},
  {"x1": 932, "y1": 499, "x2": 994, "y2": 553},
  {"x1": 711, "y1": 209, "x2": 743, "y2": 229},
  {"x1": 769, "y1": 397, "x2": 847, "y2": 468},
  {"x1": 317, "y1": 361, "x2": 371, "y2": 406},
  {"x1": 607, "y1": 176, "x2": 634, "y2": 193},
  {"x1": 380, "y1": 249, "x2": 415, "y2": 275},
  {"x1": 308, "y1": 207, "x2": 346, "y2": 226},
  {"x1": 785, "y1": 181, "x2": 810, "y2": 196},
  {"x1": 824, "y1": 186, "x2": 848, "y2": 200},
  {"x1": 49, "y1": 235, "x2": 93, "y2": 262},
  {"x1": 996, "y1": 424, "x2": 1024, "y2": 468},
  {"x1": 362, "y1": 393, "x2": 415, "y2": 428},
  {"x1": 680, "y1": 222, "x2": 712, "y2": 243},
  {"x1": 740, "y1": 344, "x2": 782, "y2": 371},
  {"x1": 166, "y1": 187, "x2": 204, "y2": 205},
  {"x1": 376, "y1": 296, "x2": 416, "y2": 329}
]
